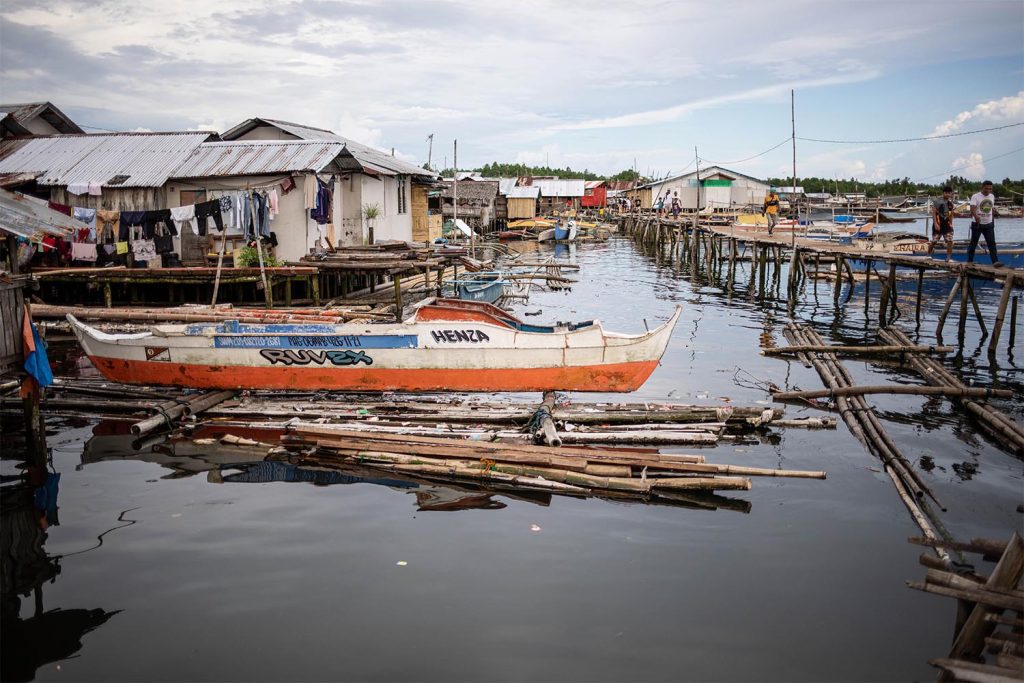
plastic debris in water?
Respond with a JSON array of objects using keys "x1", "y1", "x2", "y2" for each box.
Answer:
[
  {"x1": 530, "y1": 524, "x2": 542, "y2": 532},
  {"x1": 396, "y1": 561, "x2": 408, "y2": 566}
]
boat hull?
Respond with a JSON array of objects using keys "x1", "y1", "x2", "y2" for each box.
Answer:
[{"x1": 87, "y1": 356, "x2": 659, "y2": 392}]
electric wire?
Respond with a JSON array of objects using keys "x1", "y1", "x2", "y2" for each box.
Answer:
[{"x1": 797, "y1": 121, "x2": 1024, "y2": 144}]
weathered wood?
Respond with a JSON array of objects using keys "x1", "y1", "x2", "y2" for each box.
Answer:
[
  {"x1": 763, "y1": 344, "x2": 952, "y2": 356},
  {"x1": 937, "y1": 275, "x2": 964, "y2": 338},
  {"x1": 534, "y1": 391, "x2": 561, "y2": 447},
  {"x1": 930, "y1": 657, "x2": 1024, "y2": 683},
  {"x1": 947, "y1": 533, "x2": 1024, "y2": 663},
  {"x1": 772, "y1": 385, "x2": 1012, "y2": 401},
  {"x1": 988, "y1": 274, "x2": 1016, "y2": 352}
]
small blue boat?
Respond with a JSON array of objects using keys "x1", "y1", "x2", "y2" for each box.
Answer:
[
  {"x1": 456, "y1": 274, "x2": 505, "y2": 304},
  {"x1": 937, "y1": 242, "x2": 1024, "y2": 268}
]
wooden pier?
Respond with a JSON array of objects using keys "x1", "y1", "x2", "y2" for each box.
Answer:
[{"x1": 620, "y1": 214, "x2": 1023, "y2": 352}]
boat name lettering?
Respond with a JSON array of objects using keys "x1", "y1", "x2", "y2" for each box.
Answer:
[
  {"x1": 259, "y1": 349, "x2": 373, "y2": 366},
  {"x1": 217, "y1": 335, "x2": 365, "y2": 348},
  {"x1": 430, "y1": 329, "x2": 491, "y2": 343}
]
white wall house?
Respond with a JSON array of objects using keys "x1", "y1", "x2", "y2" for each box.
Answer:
[{"x1": 643, "y1": 166, "x2": 770, "y2": 211}]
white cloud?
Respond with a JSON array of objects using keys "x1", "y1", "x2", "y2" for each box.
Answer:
[
  {"x1": 951, "y1": 153, "x2": 986, "y2": 181},
  {"x1": 930, "y1": 92, "x2": 1024, "y2": 137}
]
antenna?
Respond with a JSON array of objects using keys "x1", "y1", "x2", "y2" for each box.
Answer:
[{"x1": 426, "y1": 133, "x2": 434, "y2": 170}]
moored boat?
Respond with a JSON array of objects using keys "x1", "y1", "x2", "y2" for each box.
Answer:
[{"x1": 67, "y1": 300, "x2": 681, "y2": 393}]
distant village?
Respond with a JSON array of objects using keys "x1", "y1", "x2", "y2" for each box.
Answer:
[{"x1": 0, "y1": 101, "x2": 1019, "y2": 269}]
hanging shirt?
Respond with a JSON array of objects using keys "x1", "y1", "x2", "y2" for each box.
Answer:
[
  {"x1": 304, "y1": 175, "x2": 318, "y2": 209},
  {"x1": 268, "y1": 189, "x2": 279, "y2": 217},
  {"x1": 170, "y1": 204, "x2": 198, "y2": 235},
  {"x1": 72, "y1": 207, "x2": 97, "y2": 240},
  {"x1": 96, "y1": 209, "x2": 120, "y2": 242}
]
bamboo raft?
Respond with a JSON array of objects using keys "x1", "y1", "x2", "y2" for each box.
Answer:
[{"x1": 907, "y1": 532, "x2": 1024, "y2": 681}]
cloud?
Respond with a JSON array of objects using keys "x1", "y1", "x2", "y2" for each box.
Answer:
[
  {"x1": 553, "y1": 70, "x2": 880, "y2": 131},
  {"x1": 951, "y1": 153, "x2": 986, "y2": 181},
  {"x1": 930, "y1": 91, "x2": 1024, "y2": 136}
]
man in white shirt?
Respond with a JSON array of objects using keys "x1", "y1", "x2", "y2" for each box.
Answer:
[{"x1": 968, "y1": 180, "x2": 1002, "y2": 266}]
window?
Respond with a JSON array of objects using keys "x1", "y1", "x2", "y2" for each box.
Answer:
[{"x1": 397, "y1": 176, "x2": 407, "y2": 214}]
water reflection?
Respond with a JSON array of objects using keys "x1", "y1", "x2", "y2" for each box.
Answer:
[
  {"x1": 81, "y1": 421, "x2": 752, "y2": 514},
  {"x1": 1, "y1": 449, "x2": 118, "y2": 683}
]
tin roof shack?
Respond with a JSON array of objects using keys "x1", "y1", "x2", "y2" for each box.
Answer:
[
  {"x1": 642, "y1": 166, "x2": 769, "y2": 212},
  {"x1": 0, "y1": 102, "x2": 84, "y2": 138},
  {"x1": 581, "y1": 180, "x2": 608, "y2": 208},
  {"x1": 440, "y1": 179, "x2": 498, "y2": 232},
  {"x1": 505, "y1": 186, "x2": 540, "y2": 219},
  {"x1": 527, "y1": 179, "x2": 585, "y2": 214},
  {"x1": 221, "y1": 118, "x2": 438, "y2": 247}
]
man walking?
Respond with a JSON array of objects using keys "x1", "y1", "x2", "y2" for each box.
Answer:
[
  {"x1": 968, "y1": 180, "x2": 1002, "y2": 266},
  {"x1": 928, "y1": 186, "x2": 955, "y2": 262},
  {"x1": 763, "y1": 187, "x2": 780, "y2": 235}
]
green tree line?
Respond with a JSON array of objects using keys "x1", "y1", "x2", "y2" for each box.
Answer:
[{"x1": 765, "y1": 176, "x2": 1024, "y2": 203}]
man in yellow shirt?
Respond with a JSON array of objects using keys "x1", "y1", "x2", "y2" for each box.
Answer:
[{"x1": 763, "y1": 187, "x2": 780, "y2": 235}]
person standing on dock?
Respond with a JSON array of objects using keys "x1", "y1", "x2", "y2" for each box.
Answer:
[
  {"x1": 763, "y1": 187, "x2": 780, "y2": 235},
  {"x1": 670, "y1": 192, "x2": 681, "y2": 218},
  {"x1": 928, "y1": 186, "x2": 955, "y2": 261},
  {"x1": 968, "y1": 180, "x2": 1002, "y2": 266}
]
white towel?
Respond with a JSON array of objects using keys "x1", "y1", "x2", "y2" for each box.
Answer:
[{"x1": 170, "y1": 204, "x2": 198, "y2": 235}]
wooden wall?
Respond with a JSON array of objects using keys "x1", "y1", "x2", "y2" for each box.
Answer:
[
  {"x1": 507, "y1": 198, "x2": 537, "y2": 219},
  {"x1": 411, "y1": 184, "x2": 430, "y2": 242},
  {"x1": 0, "y1": 277, "x2": 27, "y2": 377}
]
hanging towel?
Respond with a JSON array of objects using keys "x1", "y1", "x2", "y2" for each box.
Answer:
[
  {"x1": 304, "y1": 174, "x2": 318, "y2": 209},
  {"x1": 132, "y1": 239, "x2": 157, "y2": 261},
  {"x1": 48, "y1": 201, "x2": 72, "y2": 216},
  {"x1": 88, "y1": 182, "x2": 103, "y2": 196},
  {"x1": 22, "y1": 310, "x2": 53, "y2": 389},
  {"x1": 71, "y1": 242, "x2": 98, "y2": 262},
  {"x1": 170, "y1": 204, "x2": 198, "y2": 235},
  {"x1": 115, "y1": 241, "x2": 129, "y2": 255},
  {"x1": 281, "y1": 176, "x2": 296, "y2": 195},
  {"x1": 67, "y1": 182, "x2": 90, "y2": 196},
  {"x1": 154, "y1": 234, "x2": 174, "y2": 254},
  {"x1": 268, "y1": 189, "x2": 279, "y2": 217}
]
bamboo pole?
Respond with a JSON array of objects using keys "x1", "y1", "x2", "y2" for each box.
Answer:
[
  {"x1": 763, "y1": 344, "x2": 952, "y2": 356},
  {"x1": 966, "y1": 279, "x2": 989, "y2": 337},
  {"x1": 772, "y1": 385, "x2": 1012, "y2": 401}
]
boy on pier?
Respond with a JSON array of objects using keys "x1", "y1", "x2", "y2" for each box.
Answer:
[
  {"x1": 968, "y1": 180, "x2": 1002, "y2": 266},
  {"x1": 928, "y1": 186, "x2": 955, "y2": 261},
  {"x1": 763, "y1": 187, "x2": 780, "y2": 235}
]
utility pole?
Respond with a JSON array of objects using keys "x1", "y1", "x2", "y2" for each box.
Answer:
[
  {"x1": 426, "y1": 133, "x2": 434, "y2": 170},
  {"x1": 791, "y1": 89, "x2": 798, "y2": 247},
  {"x1": 694, "y1": 146, "x2": 701, "y2": 230}
]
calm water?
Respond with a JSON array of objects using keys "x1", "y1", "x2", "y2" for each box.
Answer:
[{"x1": 2, "y1": 221, "x2": 1022, "y2": 682}]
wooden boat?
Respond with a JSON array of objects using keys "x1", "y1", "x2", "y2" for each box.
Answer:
[
  {"x1": 67, "y1": 300, "x2": 681, "y2": 393},
  {"x1": 554, "y1": 221, "x2": 579, "y2": 241},
  {"x1": 537, "y1": 228, "x2": 556, "y2": 242},
  {"x1": 455, "y1": 273, "x2": 505, "y2": 304}
]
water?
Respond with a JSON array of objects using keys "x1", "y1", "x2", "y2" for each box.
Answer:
[{"x1": 2, "y1": 226, "x2": 1022, "y2": 682}]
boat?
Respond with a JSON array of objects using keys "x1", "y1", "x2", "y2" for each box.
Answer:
[
  {"x1": 67, "y1": 300, "x2": 681, "y2": 393},
  {"x1": 537, "y1": 228, "x2": 556, "y2": 242},
  {"x1": 454, "y1": 273, "x2": 505, "y2": 304},
  {"x1": 553, "y1": 220, "x2": 579, "y2": 241},
  {"x1": 497, "y1": 229, "x2": 533, "y2": 240},
  {"x1": 938, "y1": 242, "x2": 1024, "y2": 268},
  {"x1": 845, "y1": 230, "x2": 930, "y2": 255}
]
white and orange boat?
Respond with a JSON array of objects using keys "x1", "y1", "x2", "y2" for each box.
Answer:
[{"x1": 67, "y1": 299, "x2": 680, "y2": 393}]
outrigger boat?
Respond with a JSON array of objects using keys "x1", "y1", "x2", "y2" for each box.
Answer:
[{"x1": 67, "y1": 299, "x2": 681, "y2": 393}]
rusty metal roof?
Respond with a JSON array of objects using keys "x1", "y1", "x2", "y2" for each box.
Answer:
[
  {"x1": 0, "y1": 189, "x2": 87, "y2": 243},
  {"x1": 0, "y1": 132, "x2": 213, "y2": 188},
  {"x1": 171, "y1": 140, "x2": 346, "y2": 179}
]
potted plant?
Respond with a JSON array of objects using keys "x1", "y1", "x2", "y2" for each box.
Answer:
[{"x1": 362, "y1": 203, "x2": 381, "y2": 244}]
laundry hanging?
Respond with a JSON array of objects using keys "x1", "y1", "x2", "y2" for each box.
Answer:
[{"x1": 170, "y1": 204, "x2": 198, "y2": 235}]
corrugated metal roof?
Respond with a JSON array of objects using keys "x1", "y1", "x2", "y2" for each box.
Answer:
[
  {"x1": 507, "y1": 186, "x2": 540, "y2": 199},
  {"x1": 533, "y1": 179, "x2": 585, "y2": 197},
  {"x1": 221, "y1": 117, "x2": 436, "y2": 178},
  {"x1": 584, "y1": 180, "x2": 605, "y2": 189},
  {"x1": 0, "y1": 132, "x2": 213, "y2": 188},
  {"x1": 171, "y1": 140, "x2": 345, "y2": 179},
  {"x1": 0, "y1": 189, "x2": 87, "y2": 243},
  {"x1": 498, "y1": 178, "x2": 518, "y2": 195}
]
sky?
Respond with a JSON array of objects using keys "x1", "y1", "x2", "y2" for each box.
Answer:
[{"x1": 1, "y1": 0, "x2": 1023, "y2": 184}]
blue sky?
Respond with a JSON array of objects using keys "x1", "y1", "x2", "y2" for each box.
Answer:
[{"x1": 1, "y1": 0, "x2": 1022, "y2": 181}]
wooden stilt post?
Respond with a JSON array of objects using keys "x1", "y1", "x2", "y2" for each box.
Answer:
[
  {"x1": 22, "y1": 378, "x2": 47, "y2": 461},
  {"x1": 103, "y1": 282, "x2": 112, "y2": 308},
  {"x1": 393, "y1": 275, "x2": 403, "y2": 322},
  {"x1": 1009, "y1": 296, "x2": 1018, "y2": 349},
  {"x1": 915, "y1": 268, "x2": 924, "y2": 325},
  {"x1": 936, "y1": 275, "x2": 963, "y2": 338},
  {"x1": 834, "y1": 256, "x2": 843, "y2": 306},
  {"x1": 988, "y1": 274, "x2": 1016, "y2": 352},
  {"x1": 864, "y1": 259, "x2": 872, "y2": 315},
  {"x1": 879, "y1": 263, "x2": 897, "y2": 326},
  {"x1": 311, "y1": 274, "x2": 320, "y2": 306},
  {"x1": 957, "y1": 272, "x2": 970, "y2": 341},
  {"x1": 965, "y1": 279, "x2": 988, "y2": 337}
]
